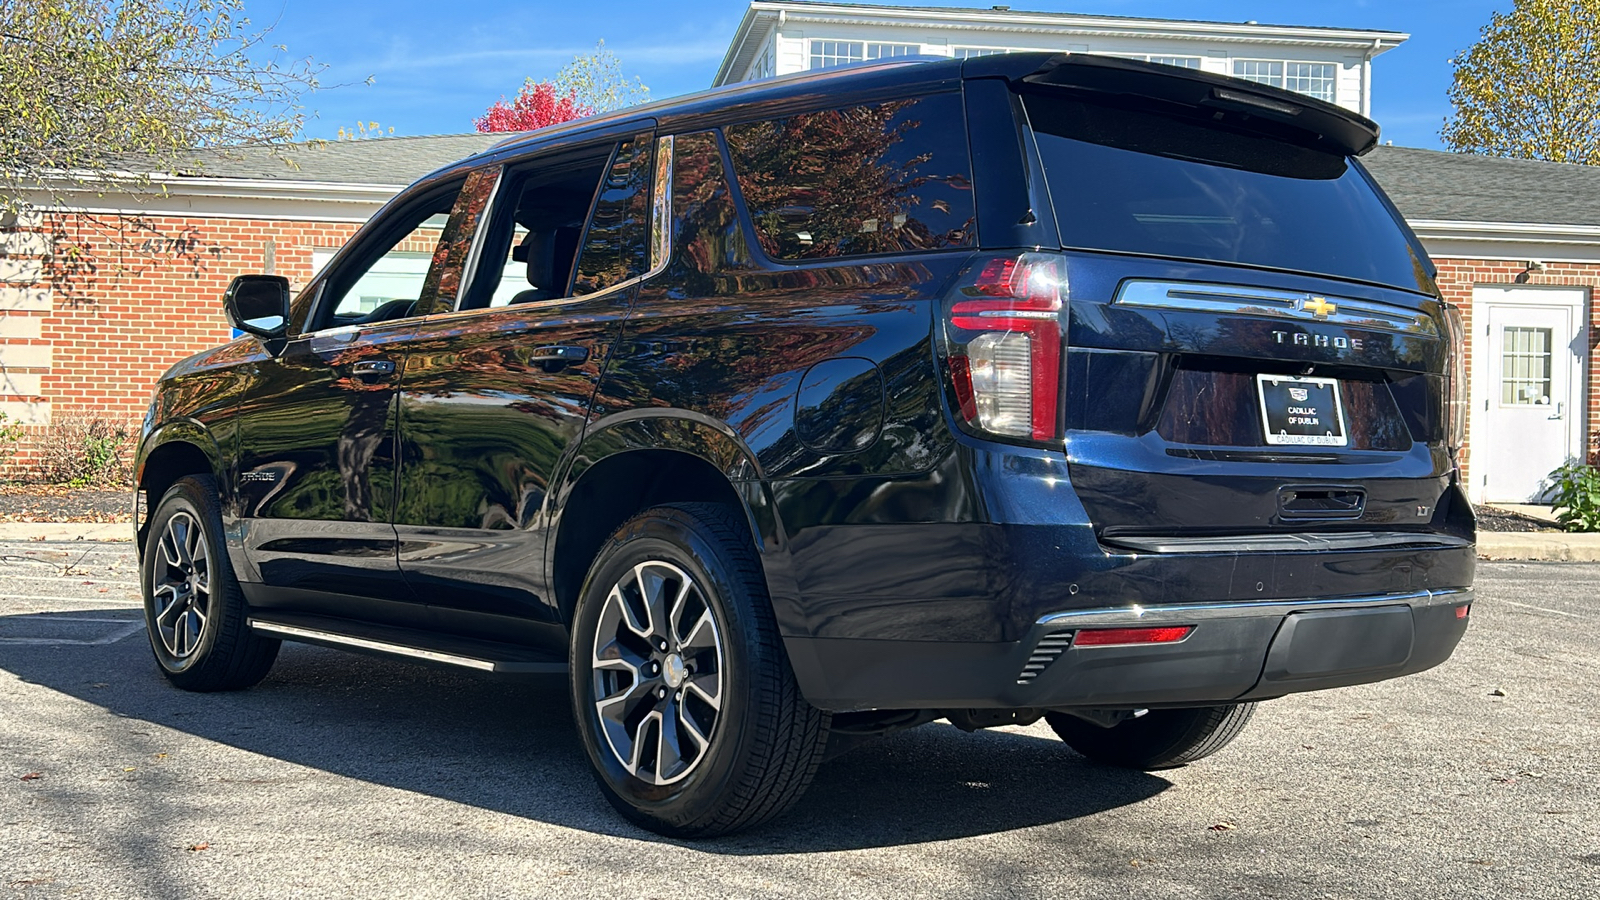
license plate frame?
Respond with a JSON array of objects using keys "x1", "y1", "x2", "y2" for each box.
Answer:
[{"x1": 1257, "y1": 374, "x2": 1348, "y2": 447}]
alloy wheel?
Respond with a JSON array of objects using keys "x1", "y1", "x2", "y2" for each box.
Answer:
[
  {"x1": 151, "y1": 510, "x2": 212, "y2": 659},
  {"x1": 591, "y1": 560, "x2": 725, "y2": 785}
]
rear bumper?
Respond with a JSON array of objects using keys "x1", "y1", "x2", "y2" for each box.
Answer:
[{"x1": 784, "y1": 587, "x2": 1470, "y2": 712}]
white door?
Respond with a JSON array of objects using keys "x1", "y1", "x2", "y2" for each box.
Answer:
[{"x1": 1470, "y1": 286, "x2": 1588, "y2": 503}]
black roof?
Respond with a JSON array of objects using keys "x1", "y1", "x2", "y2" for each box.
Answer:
[{"x1": 1361, "y1": 145, "x2": 1600, "y2": 228}]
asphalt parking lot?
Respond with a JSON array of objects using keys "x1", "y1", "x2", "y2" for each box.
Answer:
[{"x1": 1, "y1": 540, "x2": 1596, "y2": 900}]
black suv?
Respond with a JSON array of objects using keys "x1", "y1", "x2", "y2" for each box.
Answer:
[{"x1": 135, "y1": 53, "x2": 1474, "y2": 837}]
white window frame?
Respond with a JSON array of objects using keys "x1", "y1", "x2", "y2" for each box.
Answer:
[
  {"x1": 809, "y1": 40, "x2": 864, "y2": 70},
  {"x1": 1232, "y1": 59, "x2": 1337, "y2": 103},
  {"x1": 866, "y1": 42, "x2": 920, "y2": 59},
  {"x1": 952, "y1": 46, "x2": 1010, "y2": 59}
]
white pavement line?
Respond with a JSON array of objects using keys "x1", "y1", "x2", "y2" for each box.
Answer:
[
  {"x1": 0, "y1": 593, "x2": 140, "y2": 603},
  {"x1": 0, "y1": 619, "x2": 144, "y2": 646},
  {"x1": 1498, "y1": 598, "x2": 1590, "y2": 619},
  {"x1": 0, "y1": 573, "x2": 141, "y2": 587}
]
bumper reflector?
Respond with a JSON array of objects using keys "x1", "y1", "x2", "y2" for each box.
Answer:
[
  {"x1": 1073, "y1": 625, "x2": 1195, "y2": 648},
  {"x1": 1456, "y1": 604, "x2": 1470, "y2": 619}
]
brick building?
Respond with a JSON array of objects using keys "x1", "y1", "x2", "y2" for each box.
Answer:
[{"x1": 2, "y1": 108, "x2": 1598, "y2": 504}]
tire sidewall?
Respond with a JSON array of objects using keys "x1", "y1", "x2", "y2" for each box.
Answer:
[
  {"x1": 142, "y1": 478, "x2": 228, "y2": 676},
  {"x1": 570, "y1": 509, "x2": 765, "y2": 829}
]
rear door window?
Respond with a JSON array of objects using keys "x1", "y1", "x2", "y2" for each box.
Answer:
[
  {"x1": 1022, "y1": 93, "x2": 1426, "y2": 291},
  {"x1": 724, "y1": 93, "x2": 975, "y2": 261},
  {"x1": 461, "y1": 135, "x2": 648, "y2": 310}
]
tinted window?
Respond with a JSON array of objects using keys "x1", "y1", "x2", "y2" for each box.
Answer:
[
  {"x1": 572, "y1": 135, "x2": 652, "y2": 295},
  {"x1": 1024, "y1": 94, "x2": 1426, "y2": 291},
  {"x1": 463, "y1": 148, "x2": 611, "y2": 309},
  {"x1": 724, "y1": 93, "x2": 975, "y2": 260},
  {"x1": 672, "y1": 130, "x2": 752, "y2": 279}
]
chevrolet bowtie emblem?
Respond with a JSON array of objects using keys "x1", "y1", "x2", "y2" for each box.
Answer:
[{"x1": 1301, "y1": 296, "x2": 1337, "y2": 319}]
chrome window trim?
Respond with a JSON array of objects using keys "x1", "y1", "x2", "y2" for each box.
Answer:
[
  {"x1": 1114, "y1": 280, "x2": 1440, "y2": 337},
  {"x1": 1036, "y1": 587, "x2": 1470, "y2": 629}
]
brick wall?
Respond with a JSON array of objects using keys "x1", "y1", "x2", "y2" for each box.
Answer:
[
  {"x1": 1431, "y1": 258, "x2": 1600, "y2": 485},
  {"x1": 0, "y1": 211, "x2": 363, "y2": 479}
]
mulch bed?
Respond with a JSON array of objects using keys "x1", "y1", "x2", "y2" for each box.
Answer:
[
  {"x1": 1472, "y1": 504, "x2": 1560, "y2": 533},
  {"x1": 0, "y1": 483, "x2": 135, "y2": 523}
]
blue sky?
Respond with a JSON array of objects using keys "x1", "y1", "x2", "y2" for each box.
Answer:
[{"x1": 263, "y1": 0, "x2": 1511, "y2": 149}]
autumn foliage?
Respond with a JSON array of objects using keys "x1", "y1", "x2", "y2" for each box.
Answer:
[{"x1": 474, "y1": 81, "x2": 593, "y2": 133}]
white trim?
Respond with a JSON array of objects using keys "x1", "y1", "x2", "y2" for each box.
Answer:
[
  {"x1": 715, "y1": 1, "x2": 1406, "y2": 85},
  {"x1": 25, "y1": 176, "x2": 403, "y2": 224}
]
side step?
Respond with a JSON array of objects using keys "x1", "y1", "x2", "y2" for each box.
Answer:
[{"x1": 248, "y1": 612, "x2": 567, "y2": 676}]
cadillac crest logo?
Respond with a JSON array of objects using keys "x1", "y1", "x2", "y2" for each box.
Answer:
[{"x1": 1289, "y1": 387, "x2": 1309, "y2": 402}]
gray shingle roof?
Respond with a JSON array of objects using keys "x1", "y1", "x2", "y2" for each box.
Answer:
[
  {"x1": 1362, "y1": 145, "x2": 1600, "y2": 228},
  {"x1": 177, "y1": 134, "x2": 500, "y2": 186}
]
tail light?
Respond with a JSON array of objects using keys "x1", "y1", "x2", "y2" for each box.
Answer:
[
  {"x1": 943, "y1": 253, "x2": 1066, "y2": 442},
  {"x1": 1440, "y1": 304, "x2": 1468, "y2": 454}
]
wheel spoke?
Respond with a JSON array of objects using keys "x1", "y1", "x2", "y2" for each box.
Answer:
[
  {"x1": 684, "y1": 676, "x2": 721, "y2": 712},
  {"x1": 154, "y1": 588, "x2": 187, "y2": 630},
  {"x1": 679, "y1": 609, "x2": 716, "y2": 653},
  {"x1": 654, "y1": 705, "x2": 691, "y2": 782},
  {"x1": 676, "y1": 698, "x2": 711, "y2": 754}
]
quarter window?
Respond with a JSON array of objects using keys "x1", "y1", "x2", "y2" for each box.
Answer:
[
  {"x1": 723, "y1": 93, "x2": 976, "y2": 260},
  {"x1": 1233, "y1": 59, "x2": 1338, "y2": 103}
]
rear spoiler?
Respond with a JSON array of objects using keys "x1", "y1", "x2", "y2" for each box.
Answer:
[{"x1": 964, "y1": 52, "x2": 1381, "y2": 158}]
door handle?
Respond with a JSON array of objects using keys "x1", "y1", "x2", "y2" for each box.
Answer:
[
  {"x1": 527, "y1": 345, "x2": 590, "y2": 369},
  {"x1": 349, "y1": 359, "x2": 396, "y2": 378}
]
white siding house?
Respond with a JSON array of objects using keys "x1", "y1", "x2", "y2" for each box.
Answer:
[{"x1": 713, "y1": 1, "x2": 1407, "y2": 117}]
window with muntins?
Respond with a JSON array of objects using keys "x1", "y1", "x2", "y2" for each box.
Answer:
[
  {"x1": 867, "y1": 42, "x2": 919, "y2": 59},
  {"x1": 810, "y1": 40, "x2": 864, "y2": 69},
  {"x1": 1501, "y1": 326, "x2": 1554, "y2": 405},
  {"x1": 724, "y1": 93, "x2": 976, "y2": 260},
  {"x1": 1233, "y1": 59, "x2": 1337, "y2": 103},
  {"x1": 953, "y1": 47, "x2": 1007, "y2": 58}
]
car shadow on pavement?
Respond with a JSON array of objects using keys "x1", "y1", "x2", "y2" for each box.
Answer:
[{"x1": 0, "y1": 609, "x2": 1171, "y2": 852}]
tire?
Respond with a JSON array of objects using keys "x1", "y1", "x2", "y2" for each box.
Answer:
[
  {"x1": 141, "y1": 475, "x2": 279, "y2": 691},
  {"x1": 569, "y1": 502, "x2": 829, "y2": 838},
  {"x1": 1045, "y1": 703, "x2": 1257, "y2": 770}
]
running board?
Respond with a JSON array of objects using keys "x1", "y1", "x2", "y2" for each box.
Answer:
[{"x1": 248, "y1": 614, "x2": 567, "y2": 676}]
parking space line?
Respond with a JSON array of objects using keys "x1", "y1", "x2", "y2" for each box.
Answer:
[
  {"x1": 0, "y1": 619, "x2": 145, "y2": 646},
  {"x1": 0, "y1": 593, "x2": 140, "y2": 603},
  {"x1": 1498, "y1": 598, "x2": 1591, "y2": 619},
  {"x1": 0, "y1": 574, "x2": 141, "y2": 588}
]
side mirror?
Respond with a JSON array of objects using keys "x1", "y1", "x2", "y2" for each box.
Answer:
[{"x1": 224, "y1": 274, "x2": 291, "y2": 339}]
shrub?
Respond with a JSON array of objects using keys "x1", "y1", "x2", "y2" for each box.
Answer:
[
  {"x1": 36, "y1": 416, "x2": 133, "y2": 486},
  {"x1": 1548, "y1": 461, "x2": 1600, "y2": 533}
]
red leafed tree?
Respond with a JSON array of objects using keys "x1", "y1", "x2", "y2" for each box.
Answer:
[{"x1": 474, "y1": 81, "x2": 593, "y2": 133}]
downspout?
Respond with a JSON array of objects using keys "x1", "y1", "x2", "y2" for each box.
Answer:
[{"x1": 1361, "y1": 38, "x2": 1381, "y2": 118}]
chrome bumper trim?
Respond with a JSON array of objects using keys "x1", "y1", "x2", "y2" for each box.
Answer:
[{"x1": 1036, "y1": 587, "x2": 1472, "y2": 629}]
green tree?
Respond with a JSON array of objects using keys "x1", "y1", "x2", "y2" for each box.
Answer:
[
  {"x1": 0, "y1": 0, "x2": 323, "y2": 213},
  {"x1": 1442, "y1": 0, "x2": 1600, "y2": 165},
  {"x1": 552, "y1": 40, "x2": 649, "y2": 114}
]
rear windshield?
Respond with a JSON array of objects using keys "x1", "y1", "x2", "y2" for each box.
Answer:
[{"x1": 1023, "y1": 93, "x2": 1426, "y2": 291}]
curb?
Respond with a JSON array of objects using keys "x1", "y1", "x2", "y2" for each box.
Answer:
[
  {"x1": 1478, "y1": 531, "x2": 1600, "y2": 561},
  {"x1": 0, "y1": 522, "x2": 133, "y2": 542}
]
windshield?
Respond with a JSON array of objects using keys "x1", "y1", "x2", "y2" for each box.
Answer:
[{"x1": 1023, "y1": 93, "x2": 1429, "y2": 292}]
